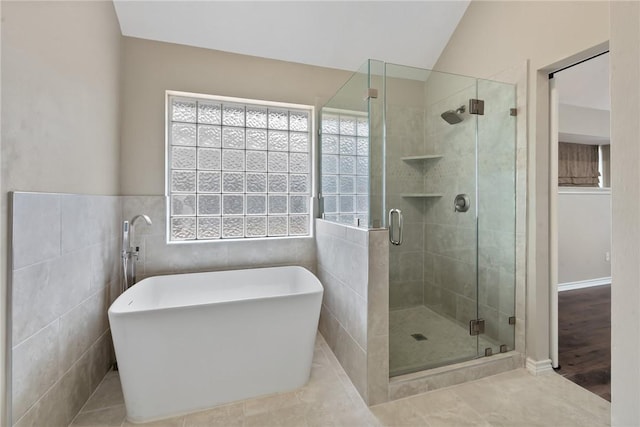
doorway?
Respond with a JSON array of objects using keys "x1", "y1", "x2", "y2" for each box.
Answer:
[{"x1": 550, "y1": 52, "x2": 611, "y2": 401}]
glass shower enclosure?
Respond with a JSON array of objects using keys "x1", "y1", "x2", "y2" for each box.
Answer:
[{"x1": 320, "y1": 60, "x2": 517, "y2": 376}]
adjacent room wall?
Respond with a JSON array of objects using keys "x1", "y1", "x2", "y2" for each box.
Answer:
[
  {"x1": 559, "y1": 104, "x2": 610, "y2": 141},
  {"x1": 557, "y1": 189, "x2": 611, "y2": 285},
  {"x1": 434, "y1": 0, "x2": 609, "y2": 368},
  {"x1": 1, "y1": 1, "x2": 123, "y2": 424}
]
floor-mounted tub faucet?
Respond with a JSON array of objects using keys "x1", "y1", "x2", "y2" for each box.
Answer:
[{"x1": 122, "y1": 214, "x2": 152, "y2": 292}]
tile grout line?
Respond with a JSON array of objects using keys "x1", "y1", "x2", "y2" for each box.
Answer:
[
  {"x1": 13, "y1": 282, "x2": 112, "y2": 350},
  {"x1": 449, "y1": 386, "x2": 496, "y2": 427},
  {"x1": 76, "y1": 402, "x2": 125, "y2": 416},
  {"x1": 14, "y1": 347, "x2": 113, "y2": 427},
  {"x1": 316, "y1": 334, "x2": 367, "y2": 408},
  {"x1": 68, "y1": 367, "x2": 117, "y2": 425}
]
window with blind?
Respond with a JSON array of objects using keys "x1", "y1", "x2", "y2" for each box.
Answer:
[{"x1": 558, "y1": 142, "x2": 601, "y2": 187}]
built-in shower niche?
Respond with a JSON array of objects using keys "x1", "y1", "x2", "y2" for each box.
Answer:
[{"x1": 318, "y1": 59, "x2": 521, "y2": 404}]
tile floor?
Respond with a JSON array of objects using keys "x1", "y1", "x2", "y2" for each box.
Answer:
[
  {"x1": 390, "y1": 306, "x2": 497, "y2": 376},
  {"x1": 70, "y1": 334, "x2": 610, "y2": 427}
]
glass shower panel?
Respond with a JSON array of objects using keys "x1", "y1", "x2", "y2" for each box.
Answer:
[
  {"x1": 387, "y1": 64, "x2": 481, "y2": 376},
  {"x1": 476, "y1": 79, "x2": 517, "y2": 354},
  {"x1": 320, "y1": 61, "x2": 372, "y2": 228},
  {"x1": 318, "y1": 58, "x2": 518, "y2": 377},
  {"x1": 368, "y1": 60, "x2": 385, "y2": 229}
]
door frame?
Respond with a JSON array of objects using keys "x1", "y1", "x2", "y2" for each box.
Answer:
[{"x1": 547, "y1": 47, "x2": 610, "y2": 369}]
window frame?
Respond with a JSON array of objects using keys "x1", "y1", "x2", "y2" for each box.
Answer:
[{"x1": 165, "y1": 90, "x2": 316, "y2": 244}]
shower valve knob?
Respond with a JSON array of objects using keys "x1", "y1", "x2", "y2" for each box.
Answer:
[{"x1": 454, "y1": 194, "x2": 470, "y2": 212}]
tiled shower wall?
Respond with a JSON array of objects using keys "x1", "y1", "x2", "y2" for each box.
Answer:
[
  {"x1": 10, "y1": 193, "x2": 121, "y2": 427},
  {"x1": 315, "y1": 219, "x2": 389, "y2": 405},
  {"x1": 422, "y1": 84, "x2": 480, "y2": 328},
  {"x1": 386, "y1": 103, "x2": 429, "y2": 309},
  {"x1": 122, "y1": 196, "x2": 316, "y2": 279}
]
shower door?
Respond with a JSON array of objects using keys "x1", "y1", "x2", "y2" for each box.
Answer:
[
  {"x1": 387, "y1": 64, "x2": 482, "y2": 376},
  {"x1": 476, "y1": 78, "x2": 517, "y2": 356},
  {"x1": 386, "y1": 64, "x2": 517, "y2": 376},
  {"x1": 317, "y1": 58, "x2": 517, "y2": 377}
]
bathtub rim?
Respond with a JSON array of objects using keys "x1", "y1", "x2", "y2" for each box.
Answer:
[{"x1": 108, "y1": 265, "x2": 323, "y2": 317}]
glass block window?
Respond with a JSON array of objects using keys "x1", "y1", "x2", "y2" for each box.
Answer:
[
  {"x1": 167, "y1": 93, "x2": 313, "y2": 241},
  {"x1": 320, "y1": 111, "x2": 369, "y2": 227}
]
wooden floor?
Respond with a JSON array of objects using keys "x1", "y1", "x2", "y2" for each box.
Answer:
[{"x1": 558, "y1": 284, "x2": 611, "y2": 401}]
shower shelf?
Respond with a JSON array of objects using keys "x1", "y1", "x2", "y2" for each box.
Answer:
[
  {"x1": 401, "y1": 154, "x2": 443, "y2": 161},
  {"x1": 400, "y1": 193, "x2": 443, "y2": 198}
]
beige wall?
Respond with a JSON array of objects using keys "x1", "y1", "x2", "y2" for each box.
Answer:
[
  {"x1": 120, "y1": 37, "x2": 351, "y2": 195},
  {"x1": 2, "y1": 1, "x2": 122, "y2": 194},
  {"x1": 434, "y1": 0, "x2": 609, "y2": 365},
  {"x1": 610, "y1": 2, "x2": 640, "y2": 424},
  {"x1": 1, "y1": 1, "x2": 122, "y2": 424}
]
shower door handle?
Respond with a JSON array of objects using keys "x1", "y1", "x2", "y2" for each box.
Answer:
[{"x1": 389, "y1": 209, "x2": 403, "y2": 246}]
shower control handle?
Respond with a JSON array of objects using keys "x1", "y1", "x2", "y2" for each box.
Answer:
[
  {"x1": 389, "y1": 209, "x2": 403, "y2": 246},
  {"x1": 454, "y1": 194, "x2": 470, "y2": 213}
]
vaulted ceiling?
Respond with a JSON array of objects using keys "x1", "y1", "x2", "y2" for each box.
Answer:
[{"x1": 113, "y1": 1, "x2": 471, "y2": 72}]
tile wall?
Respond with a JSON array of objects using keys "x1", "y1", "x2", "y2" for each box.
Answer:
[
  {"x1": 366, "y1": 229, "x2": 390, "y2": 404},
  {"x1": 10, "y1": 192, "x2": 121, "y2": 427},
  {"x1": 422, "y1": 80, "x2": 518, "y2": 349},
  {"x1": 122, "y1": 195, "x2": 316, "y2": 279},
  {"x1": 10, "y1": 192, "x2": 318, "y2": 427},
  {"x1": 385, "y1": 103, "x2": 429, "y2": 310},
  {"x1": 422, "y1": 83, "x2": 483, "y2": 328},
  {"x1": 316, "y1": 220, "x2": 369, "y2": 398},
  {"x1": 315, "y1": 219, "x2": 389, "y2": 405}
]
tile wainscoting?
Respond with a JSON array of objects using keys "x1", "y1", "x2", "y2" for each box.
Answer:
[
  {"x1": 315, "y1": 219, "x2": 389, "y2": 405},
  {"x1": 121, "y1": 196, "x2": 317, "y2": 279},
  {"x1": 9, "y1": 193, "x2": 319, "y2": 427},
  {"x1": 10, "y1": 192, "x2": 121, "y2": 427}
]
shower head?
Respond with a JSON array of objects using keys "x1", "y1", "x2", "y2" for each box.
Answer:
[{"x1": 441, "y1": 105, "x2": 466, "y2": 125}]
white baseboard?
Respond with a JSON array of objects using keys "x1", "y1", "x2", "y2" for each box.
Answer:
[
  {"x1": 526, "y1": 358, "x2": 554, "y2": 376},
  {"x1": 558, "y1": 277, "x2": 611, "y2": 292}
]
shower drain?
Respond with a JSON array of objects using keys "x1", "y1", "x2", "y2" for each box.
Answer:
[{"x1": 411, "y1": 333, "x2": 428, "y2": 341}]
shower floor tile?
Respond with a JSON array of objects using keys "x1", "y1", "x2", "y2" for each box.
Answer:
[
  {"x1": 69, "y1": 333, "x2": 610, "y2": 427},
  {"x1": 390, "y1": 306, "x2": 495, "y2": 376}
]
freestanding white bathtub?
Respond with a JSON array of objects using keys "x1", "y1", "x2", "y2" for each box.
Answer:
[{"x1": 108, "y1": 266, "x2": 323, "y2": 423}]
